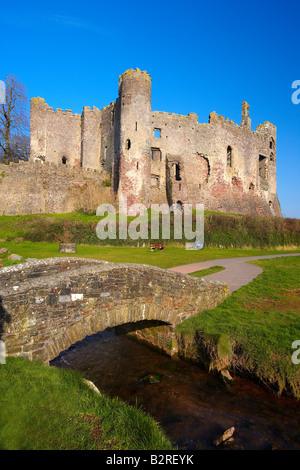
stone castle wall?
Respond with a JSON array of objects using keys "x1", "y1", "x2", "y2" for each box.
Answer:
[
  {"x1": 14, "y1": 68, "x2": 282, "y2": 217},
  {"x1": 0, "y1": 160, "x2": 114, "y2": 215},
  {"x1": 149, "y1": 109, "x2": 281, "y2": 216}
]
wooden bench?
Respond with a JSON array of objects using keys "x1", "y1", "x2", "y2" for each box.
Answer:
[{"x1": 150, "y1": 242, "x2": 165, "y2": 251}]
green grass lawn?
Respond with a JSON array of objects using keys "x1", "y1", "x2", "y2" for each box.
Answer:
[
  {"x1": 1, "y1": 240, "x2": 299, "y2": 269},
  {"x1": 176, "y1": 256, "x2": 300, "y2": 398},
  {"x1": 0, "y1": 357, "x2": 174, "y2": 450}
]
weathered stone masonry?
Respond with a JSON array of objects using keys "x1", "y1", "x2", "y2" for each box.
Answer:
[
  {"x1": 25, "y1": 68, "x2": 282, "y2": 217},
  {"x1": 0, "y1": 258, "x2": 228, "y2": 363},
  {"x1": 0, "y1": 69, "x2": 281, "y2": 217},
  {"x1": 0, "y1": 159, "x2": 114, "y2": 215}
]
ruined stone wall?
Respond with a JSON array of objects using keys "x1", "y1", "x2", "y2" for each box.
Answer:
[
  {"x1": 30, "y1": 98, "x2": 82, "y2": 168},
  {"x1": 81, "y1": 106, "x2": 102, "y2": 169},
  {"x1": 0, "y1": 160, "x2": 114, "y2": 215},
  {"x1": 150, "y1": 107, "x2": 281, "y2": 216},
  {"x1": 30, "y1": 98, "x2": 115, "y2": 174}
]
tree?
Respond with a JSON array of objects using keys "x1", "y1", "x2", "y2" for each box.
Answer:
[{"x1": 0, "y1": 74, "x2": 30, "y2": 164}]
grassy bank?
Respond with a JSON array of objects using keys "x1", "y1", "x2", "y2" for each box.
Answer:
[
  {"x1": 0, "y1": 211, "x2": 299, "y2": 249},
  {"x1": 176, "y1": 256, "x2": 300, "y2": 399},
  {"x1": 0, "y1": 357, "x2": 174, "y2": 450}
]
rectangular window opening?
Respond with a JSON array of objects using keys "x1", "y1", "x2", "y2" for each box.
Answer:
[
  {"x1": 151, "y1": 148, "x2": 162, "y2": 162},
  {"x1": 151, "y1": 174, "x2": 160, "y2": 188},
  {"x1": 259, "y1": 155, "x2": 268, "y2": 180},
  {"x1": 154, "y1": 128, "x2": 161, "y2": 138}
]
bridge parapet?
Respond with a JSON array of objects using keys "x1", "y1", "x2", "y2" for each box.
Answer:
[{"x1": 0, "y1": 258, "x2": 228, "y2": 363}]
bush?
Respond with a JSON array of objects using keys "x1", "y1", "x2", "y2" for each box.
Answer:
[{"x1": 2, "y1": 212, "x2": 300, "y2": 248}]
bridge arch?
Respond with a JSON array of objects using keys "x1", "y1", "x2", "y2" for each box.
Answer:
[{"x1": 0, "y1": 258, "x2": 228, "y2": 364}]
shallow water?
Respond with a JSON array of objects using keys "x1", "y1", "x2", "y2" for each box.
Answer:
[{"x1": 51, "y1": 327, "x2": 300, "y2": 450}]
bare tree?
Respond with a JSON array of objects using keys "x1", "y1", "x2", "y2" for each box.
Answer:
[{"x1": 0, "y1": 74, "x2": 30, "y2": 164}]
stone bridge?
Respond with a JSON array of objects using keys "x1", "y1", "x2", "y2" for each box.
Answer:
[{"x1": 0, "y1": 258, "x2": 228, "y2": 363}]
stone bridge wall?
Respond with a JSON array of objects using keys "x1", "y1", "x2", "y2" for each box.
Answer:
[{"x1": 0, "y1": 258, "x2": 228, "y2": 363}]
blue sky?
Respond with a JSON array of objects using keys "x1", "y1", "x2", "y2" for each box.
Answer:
[{"x1": 1, "y1": 0, "x2": 299, "y2": 217}]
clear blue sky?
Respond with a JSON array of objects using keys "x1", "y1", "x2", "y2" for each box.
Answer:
[{"x1": 1, "y1": 0, "x2": 299, "y2": 218}]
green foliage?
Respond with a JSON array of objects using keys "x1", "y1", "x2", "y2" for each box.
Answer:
[
  {"x1": 0, "y1": 212, "x2": 298, "y2": 248},
  {"x1": 204, "y1": 214, "x2": 300, "y2": 248}
]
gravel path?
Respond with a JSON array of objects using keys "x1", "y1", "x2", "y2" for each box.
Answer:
[{"x1": 169, "y1": 253, "x2": 300, "y2": 293}]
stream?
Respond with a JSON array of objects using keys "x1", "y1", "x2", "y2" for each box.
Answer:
[{"x1": 50, "y1": 325, "x2": 300, "y2": 450}]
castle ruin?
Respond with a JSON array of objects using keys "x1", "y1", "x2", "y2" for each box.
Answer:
[{"x1": 1, "y1": 68, "x2": 282, "y2": 217}]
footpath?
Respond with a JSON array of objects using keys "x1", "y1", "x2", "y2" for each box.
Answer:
[{"x1": 169, "y1": 253, "x2": 300, "y2": 293}]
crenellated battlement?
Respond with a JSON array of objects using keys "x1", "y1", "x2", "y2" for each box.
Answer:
[
  {"x1": 31, "y1": 97, "x2": 81, "y2": 117},
  {"x1": 209, "y1": 109, "x2": 276, "y2": 143},
  {"x1": 119, "y1": 68, "x2": 151, "y2": 82}
]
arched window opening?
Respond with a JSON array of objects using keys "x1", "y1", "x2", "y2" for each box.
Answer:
[
  {"x1": 62, "y1": 156, "x2": 67, "y2": 164},
  {"x1": 227, "y1": 146, "x2": 232, "y2": 167}
]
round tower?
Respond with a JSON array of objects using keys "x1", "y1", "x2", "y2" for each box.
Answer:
[{"x1": 117, "y1": 68, "x2": 152, "y2": 209}]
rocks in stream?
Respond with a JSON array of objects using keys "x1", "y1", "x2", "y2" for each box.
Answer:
[
  {"x1": 220, "y1": 369, "x2": 235, "y2": 385},
  {"x1": 83, "y1": 379, "x2": 101, "y2": 395},
  {"x1": 213, "y1": 427, "x2": 235, "y2": 447},
  {"x1": 138, "y1": 373, "x2": 162, "y2": 384}
]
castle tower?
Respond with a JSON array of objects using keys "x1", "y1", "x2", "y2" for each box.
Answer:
[
  {"x1": 256, "y1": 121, "x2": 279, "y2": 213},
  {"x1": 116, "y1": 69, "x2": 152, "y2": 209}
]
